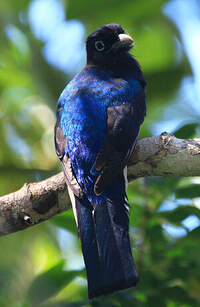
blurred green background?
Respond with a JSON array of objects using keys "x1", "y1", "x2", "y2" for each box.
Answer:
[{"x1": 1, "y1": 0, "x2": 200, "y2": 306}]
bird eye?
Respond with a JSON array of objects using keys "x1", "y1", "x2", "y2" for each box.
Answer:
[{"x1": 95, "y1": 40, "x2": 105, "y2": 51}]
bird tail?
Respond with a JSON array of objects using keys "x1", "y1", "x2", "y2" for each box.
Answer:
[{"x1": 75, "y1": 176, "x2": 139, "y2": 299}]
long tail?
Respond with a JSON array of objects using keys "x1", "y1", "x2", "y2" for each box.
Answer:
[{"x1": 75, "y1": 176, "x2": 138, "y2": 299}]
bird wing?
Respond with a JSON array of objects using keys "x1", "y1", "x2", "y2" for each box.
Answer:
[
  {"x1": 94, "y1": 89, "x2": 146, "y2": 195},
  {"x1": 54, "y1": 107, "x2": 84, "y2": 198}
]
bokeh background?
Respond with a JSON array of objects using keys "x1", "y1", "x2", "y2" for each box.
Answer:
[{"x1": 1, "y1": 0, "x2": 200, "y2": 306}]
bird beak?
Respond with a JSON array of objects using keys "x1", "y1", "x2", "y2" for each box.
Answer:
[
  {"x1": 119, "y1": 34, "x2": 134, "y2": 47},
  {"x1": 112, "y1": 33, "x2": 135, "y2": 51}
]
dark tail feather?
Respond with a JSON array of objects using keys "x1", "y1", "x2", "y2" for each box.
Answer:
[
  {"x1": 94, "y1": 176, "x2": 139, "y2": 296},
  {"x1": 75, "y1": 196, "x2": 103, "y2": 298},
  {"x1": 75, "y1": 176, "x2": 138, "y2": 299}
]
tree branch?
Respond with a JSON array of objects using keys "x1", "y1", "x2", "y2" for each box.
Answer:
[{"x1": 1, "y1": 133, "x2": 200, "y2": 236}]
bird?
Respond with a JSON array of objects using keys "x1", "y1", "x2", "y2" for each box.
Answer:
[{"x1": 54, "y1": 23, "x2": 146, "y2": 299}]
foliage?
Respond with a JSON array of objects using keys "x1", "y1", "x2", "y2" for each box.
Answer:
[{"x1": 0, "y1": 0, "x2": 200, "y2": 306}]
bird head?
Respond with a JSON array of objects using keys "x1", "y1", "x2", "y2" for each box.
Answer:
[{"x1": 86, "y1": 24, "x2": 134, "y2": 67}]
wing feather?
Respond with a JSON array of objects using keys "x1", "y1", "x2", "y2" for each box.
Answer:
[
  {"x1": 94, "y1": 90, "x2": 146, "y2": 195},
  {"x1": 55, "y1": 111, "x2": 84, "y2": 198}
]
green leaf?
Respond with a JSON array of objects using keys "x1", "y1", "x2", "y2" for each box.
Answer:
[
  {"x1": 0, "y1": 296, "x2": 8, "y2": 307},
  {"x1": 175, "y1": 185, "x2": 200, "y2": 199},
  {"x1": 174, "y1": 123, "x2": 198, "y2": 139},
  {"x1": 67, "y1": 0, "x2": 169, "y2": 28},
  {"x1": 51, "y1": 211, "x2": 77, "y2": 235},
  {"x1": 158, "y1": 205, "x2": 200, "y2": 225},
  {"x1": 163, "y1": 286, "x2": 196, "y2": 305},
  {"x1": 185, "y1": 226, "x2": 200, "y2": 241},
  {"x1": 27, "y1": 261, "x2": 81, "y2": 305}
]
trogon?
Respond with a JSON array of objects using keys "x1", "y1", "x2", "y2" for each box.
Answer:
[{"x1": 55, "y1": 24, "x2": 146, "y2": 299}]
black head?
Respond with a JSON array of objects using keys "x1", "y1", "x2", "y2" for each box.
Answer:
[{"x1": 86, "y1": 24, "x2": 134, "y2": 67}]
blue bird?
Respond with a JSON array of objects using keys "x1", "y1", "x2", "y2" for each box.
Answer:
[{"x1": 55, "y1": 24, "x2": 146, "y2": 299}]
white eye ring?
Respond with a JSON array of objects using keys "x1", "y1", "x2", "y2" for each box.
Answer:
[{"x1": 95, "y1": 40, "x2": 105, "y2": 51}]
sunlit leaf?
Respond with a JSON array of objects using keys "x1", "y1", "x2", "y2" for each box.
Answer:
[
  {"x1": 27, "y1": 261, "x2": 82, "y2": 305},
  {"x1": 51, "y1": 211, "x2": 77, "y2": 235}
]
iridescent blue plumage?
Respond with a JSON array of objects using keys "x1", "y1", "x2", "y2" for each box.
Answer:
[
  {"x1": 55, "y1": 24, "x2": 146, "y2": 299},
  {"x1": 57, "y1": 66, "x2": 142, "y2": 204}
]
